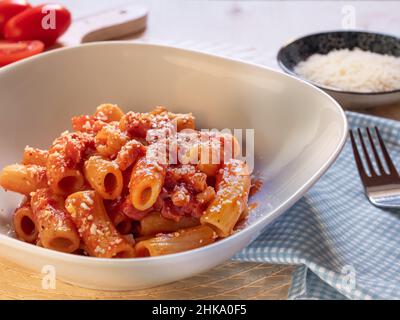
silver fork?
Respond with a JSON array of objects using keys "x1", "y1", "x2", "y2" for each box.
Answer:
[{"x1": 349, "y1": 127, "x2": 400, "y2": 208}]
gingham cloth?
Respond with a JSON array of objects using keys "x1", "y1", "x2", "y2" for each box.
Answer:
[
  {"x1": 139, "y1": 39, "x2": 400, "y2": 299},
  {"x1": 234, "y1": 111, "x2": 400, "y2": 300}
]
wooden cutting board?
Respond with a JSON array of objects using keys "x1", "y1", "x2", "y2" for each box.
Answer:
[
  {"x1": 0, "y1": 258, "x2": 292, "y2": 299},
  {"x1": 58, "y1": 4, "x2": 148, "y2": 47}
]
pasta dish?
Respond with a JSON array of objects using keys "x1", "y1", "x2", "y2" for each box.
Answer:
[{"x1": 0, "y1": 104, "x2": 252, "y2": 258}]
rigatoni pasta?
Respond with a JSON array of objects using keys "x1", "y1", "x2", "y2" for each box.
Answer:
[
  {"x1": 65, "y1": 191, "x2": 135, "y2": 258},
  {"x1": 83, "y1": 156, "x2": 123, "y2": 200},
  {"x1": 94, "y1": 104, "x2": 125, "y2": 123},
  {"x1": 95, "y1": 124, "x2": 129, "y2": 158},
  {"x1": 107, "y1": 208, "x2": 133, "y2": 235},
  {"x1": 46, "y1": 132, "x2": 91, "y2": 195},
  {"x1": 22, "y1": 146, "x2": 48, "y2": 166},
  {"x1": 129, "y1": 155, "x2": 166, "y2": 211},
  {"x1": 138, "y1": 211, "x2": 199, "y2": 236},
  {"x1": 0, "y1": 164, "x2": 47, "y2": 195},
  {"x1": 135, "y1": 225, "x2": 217, "y2": 257},
  {"x1": 0, "y1": 104, "x2": 255, "y2": 258},
  {"x1": 31, "y1": 188, "x2": 80, "y2": 253},
  {"x1": 13, "y1": 200, "x2": 38, "y2": 243},
  {"x1": 200, "y1": 159, "x2": 251, "y2": 237}
]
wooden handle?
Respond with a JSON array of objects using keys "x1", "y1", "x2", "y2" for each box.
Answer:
[{"x1": 60, "y1": 5, "x2": 148, "y2": 47}]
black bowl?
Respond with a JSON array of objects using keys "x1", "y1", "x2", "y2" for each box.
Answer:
[{"x1": 277, "y1": 31, "x2": 400, "y2": 109}]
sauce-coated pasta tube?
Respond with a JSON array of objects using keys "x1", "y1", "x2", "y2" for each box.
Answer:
[
  {"x1": 108, "y1": 210, "x2": 132, "y2": 235},
  {"x1": 94, "y1": 104, "x2": 124, "y2": 122},
  {"x1": 84, "y1": 156, "x2": 123, "y2": 200},
  {"x1": 65, "y1": 191, "x2": 135, "y2": 258},
  {"x1": 13, "y1": 203, "x2": 38, "y2": 243},
  {"x1": 129, "y1": 146, "x2": 166, "y2": 211},
  {"x1": 192, "y1": 132, "x2": 241, "y2": 176},
  {"x1": 22, "y1": 146, "x2": 48, "y2": 166},
  {"x1": 171, "y1": 112, "x2": 196, "y2": 131},
  {"x1": 115, "y1": 139, "x2": 145, "y2": 171},
  {"x1": 138, "y1": 212, "x2": 199, "y2": 236},
  {"x1": 0, "y1": 164, "x2": 47, "y2": 195},
  {"x1": 135, "y1": 225, "x2": 216, "y2": 257},
  {"x1": 31, "y1": 188, "x2": 80, "y2": 253},
  {"x1": 46, "y1": 133, "x2": 91, "y2": 195},
  {"x1": 119, "y1": 107, "x2": 195, "y2": 139},
  {"x1": 200, "y1": 159, "x2": 251, "y2": 237},
  {"x1": 47, "y1": 166, "x2": 84, "y2": 195},
  {"x1": 95, "y1": 124, "x2": 128, "y2": 158}
]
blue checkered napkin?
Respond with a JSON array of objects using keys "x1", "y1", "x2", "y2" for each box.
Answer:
[{"x1": 234, "y1": 111, "x2": 400, "y2": 300}]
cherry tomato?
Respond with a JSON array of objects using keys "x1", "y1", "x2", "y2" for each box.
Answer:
[
  {"x1": 0, "y1": 0, "x2": 31, "y2": 37},
  {"x1": 0, "y1": 40, "x2": 44, "y2": 66},
  {"x1": 4, "y1": 4, "x2": 71, "y2": 47}
]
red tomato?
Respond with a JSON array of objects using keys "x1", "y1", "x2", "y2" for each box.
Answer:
[
  {"x1": 0, "y1": 0, "x2": 31, "y2": 37},
  {"x1": 0, "y1": 40, "x2": 44, "y2": 66},
  {"x1": 4, "y1": 4, "x2": 71, "y2": 47}
]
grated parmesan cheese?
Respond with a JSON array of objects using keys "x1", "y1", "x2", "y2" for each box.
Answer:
[
  {"x1": 80, "y1": 203, "x2": 90, "y2": 211},
  {"x1": 94, "y1": 246, "x2": 105, "y2": 254},
  {"x1": 83, "y1": 193, "x2": 94, "y2": 205},
  {"x1": 90, "y1": 224, "x2": 97, "y2": 235},
  {"x1": 294, "y1": 48, "x2": 400, "y2": 93}
]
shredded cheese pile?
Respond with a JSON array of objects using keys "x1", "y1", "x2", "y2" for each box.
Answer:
[{"x1": 294, "y1": 48, "x2": 400, "y2": 93}]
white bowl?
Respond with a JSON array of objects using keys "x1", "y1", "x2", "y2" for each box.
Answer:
[{"x1": 0, "y1": 42, "x2": 347, "y2": 290}]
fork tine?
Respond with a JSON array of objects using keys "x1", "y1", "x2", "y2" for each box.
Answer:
[
  {"x1": 366, "y1": 127, "x2": 385, "y2": 175},
  {"x1": 357, "y1": 128, "x2": 376, "y2": 176},
  {"x1": 349, "y1": 130, "x2": 369, "y2": 184},
  {"x1": 374, "y1": 127, "x2": 399, "y2": 176}
]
